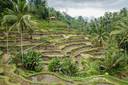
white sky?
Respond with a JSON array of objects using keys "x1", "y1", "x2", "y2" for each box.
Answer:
[
  {"x1": 47, "y1": 0, "x2": 128, "y2": 18},
  {"x1": 55, "y1": 8, "x2": 118, "y2": 18}
]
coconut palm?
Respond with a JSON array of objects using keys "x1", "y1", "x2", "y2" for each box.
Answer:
[
  {"x1": 3, "y1": 0, "x2": 34, "y2": 61},
  {"x1": 89, "y1": 18, "x2": 109, "y2": 47},
  {"x1": 28, "y1": 0, "x2": 49, "y2": 19},
  {"x1": 1, "y1": 23, "x2": 9, "y2": 58},
  {"x1": 100, "y1": 40, "x2": 128, "y2": 75},
  {"x1": 1, "y1": 15, "x2": 17, "y2": 59},
  {"x1": 0, "y1": 0, "x2": 13, "y2": 14},
  {"x1": 111, "y1": 17, "x2": 128, "y2": 51},
  {"x1": 120, "y1": 8, "x2": 128, "y2": 17}
]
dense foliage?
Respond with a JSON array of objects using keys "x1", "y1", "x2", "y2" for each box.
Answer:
[
  {"x1": 48, "y1": 58, "x2": 61, "y2": 72},
  {"x1": 100, "y1": 41, "x2": 128, "y2": 75},
  {"x1": 48, "y1": 58, "x2": 78, "y2": 76},
  {"x1": 13, "y1": 51, "x2": 43, "y2": 72}
]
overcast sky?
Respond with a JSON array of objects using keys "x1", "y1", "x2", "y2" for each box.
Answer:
[{"x1": 47, "y1": 0, "x2": 128, "y2": 18}]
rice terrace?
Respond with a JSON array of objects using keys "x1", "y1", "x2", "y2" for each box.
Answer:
[{"x1": 0, "y1": 0, "x2": 128, "y2": 85}]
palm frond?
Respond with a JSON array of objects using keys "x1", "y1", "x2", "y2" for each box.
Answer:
[{"x1": 1, "y1": 15, "x2": 17, "y2": 26}]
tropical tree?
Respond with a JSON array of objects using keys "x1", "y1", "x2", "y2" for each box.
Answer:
[
  {"x1": 111, "y1": 16, "x2": 128, "y2": 51},
  {"x1": 3, "y1": 0, "x2": 34, "y2": 61},
  {"x1": 103, "y1": 12, "x2": 112, "y2": 33},
  {"x1": 28, "y1": 0, "x2": 49, "y2": 20},
  {"x1": 0, "y1": 0, "x2": 13, "y2": 14},
  {"x1": 100, "y1": 40, "x2": 128, "y2": 75},
  {"x1": 1, "y1": 15, "x2": 17, "y2": 58},
  {"x1": 89, "y1": 18, "x2": 109, "y2": 47},
  {"x1": 120, "y1": 8, "x2": 128, "y2": 17}
]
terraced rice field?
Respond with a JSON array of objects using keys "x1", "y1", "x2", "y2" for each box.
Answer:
[
  {"x1": 0, "y1": 31, "x2": 105, "y2": 67},
  {"x1": 1, "y1": 31, "x2": 127, "y2": 85},
  {"x1": 27, "y1": 73, "x2": 74, "y2": 85},
  {"x1": 1, "y1": 64, "x2": 126, "y2": 85}
]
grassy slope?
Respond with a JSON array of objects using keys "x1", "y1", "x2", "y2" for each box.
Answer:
[
  {"x1": 31, "y1": 18, "x2": 128, "y2": 85},
  {"x1": 31, "y1": 16, "x2": 81, "y2": 34},
  {"x1": 0, "y1": 18, "x2": 128, "y2": 85}
]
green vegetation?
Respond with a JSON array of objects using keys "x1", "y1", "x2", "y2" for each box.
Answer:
[
  {"x1": 48, "y1": 58, "x2": 78, "y2": 76},
  {"x1": 12, "y1": 51, "x2": 43, "y2": 72},
  {"x1": 48, "y1": 58, "x2": 61, "y2": 72},
  {"x1": 80, "y1": 58, "x2": 101, "y2": 77},
  {"x1": 0, "y1": 0, "x2": 128, "y2": 85},
  {"x1": 100, "y1": 41, "x2": 128, "y2": 75}
]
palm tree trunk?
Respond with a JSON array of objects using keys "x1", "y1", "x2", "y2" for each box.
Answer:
[
  {"x1": 21, "y1": 30, "x2": 23, "y2": 62},
  {"x1": 3, "y1": 25, "x2": 9, "y2": 64},
  {"x1": 6, "y1": 25, "x2": 9, "y2": 59},
  {"x1": 99, "y1": 40, "x2": 103, "y2": 47},
  {"x1": 7, "y1": 32, "x2": 9, "y2": 58}
]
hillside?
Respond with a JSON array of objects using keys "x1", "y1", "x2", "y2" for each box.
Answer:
[
  {"x1": 0, "y1": 19, "x2": 103, "y2": 67},
  {"x1": 0, "y1": 0, "x2": 128, "y2": 85},
  {"x1": 0, "y1": 19, "x2": 128, "y2": 85}
]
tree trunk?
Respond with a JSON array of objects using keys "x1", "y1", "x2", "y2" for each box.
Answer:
[
  {"x1": 99, "y1": 40, "x2": 103, "y2": 47},
  {"x1": 7, "y1": 32, "x2": 9, "y2": 58},
  {"x1": 21, "y1": 30, "x2": 24, "y2": 62},
  {"x1": 6, "y1": 26, "x2": 9, "y2": 62},
  {"x1": 3, "y1": 25, "x2": 9, "y2": 64}
]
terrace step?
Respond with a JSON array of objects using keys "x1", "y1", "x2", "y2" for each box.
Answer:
[
  {"x1": 57, "y1": 38, "x2": 90, "y2": 45},
  {"x1": 41, "y1": 54, "x2": 64, "y2": 61},
  {"x1": 58, "y1": 41, "x2": 92, "y2": 49},
  {"x1": 82, "y1": 47, "x2": 104, "y2": 54},
  {"x1": 62, "y1": 43, "x2": 86, "y2": 54},
  {"x1": 32, "y1": 34, "x2": 64, "y2": 38},
  {"x1": 37, "y1": 50, "x2": 62, "y2": 55},
  {"x1": 34, "y1": 44, "x2": 59, "y2": 50},
  {"x1": 0, "y1": 43, "x2": 44, "y2": 48},
  {"x1": 88, "y1": 51, "x2": 105, "y2": 56},
  {"x1": 71, "y1": 47, "x2": 102, "y2": 57},
  {"x1": 27, "y1": 73, "x2": 74, "y2": 85},
  {"x1": 81, "y1": 54, "x2": 104, "y2": 59}
]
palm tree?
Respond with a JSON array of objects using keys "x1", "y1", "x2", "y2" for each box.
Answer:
[
  {"x1": 1, "y1": 15, "x2": 17, "y2": 59},
  {"x1": 89, "y1": 18, "x2": 109, "y2": 47},
  {"x1": 111, "y1": 17, "x2": 128, "y2": 51},
  {"x1": 100, "y1": 40, "x2": 128, "y2": 75},
  {"x1": 3, "y1": 0, "x2": 34, "y2": 61},
  {"x1": 1, "y1": 22, "x2": 9, "y2": 58},
  {"x1": 104, "y1": 12, "x2": 112, "y2": 33},
  {"x1": 0, "y1": 0, "x2": 13, "y2": 14},
  {"x1": 28, "y1": 0, "x2": 49, "y2": 20},
  {"x1": 120, "y1": 8, "x2": 127, "y2": 17}
]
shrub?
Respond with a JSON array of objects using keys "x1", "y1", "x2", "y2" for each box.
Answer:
[
  {"x1": 48, "y1": 58, "x2": 78, "y2": 76},
  {"x1": 13, "y1": 50, "x2": 43, "y2": 72},
  {"x1": 99, "y1": 41, "x2": 128, "y2": 75},
  {"x1": 100, "y1": 52, "x2": 128, "y2": 75},
  {"x1": 81, "y1": 59, "x2": 101, "y2": 76},
  {"x1": 60, "y1": 58, "x2": 78, "y2": 76},
  {"x1": 48, "y1": 58, "x2": 61, "y2": 72}
]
